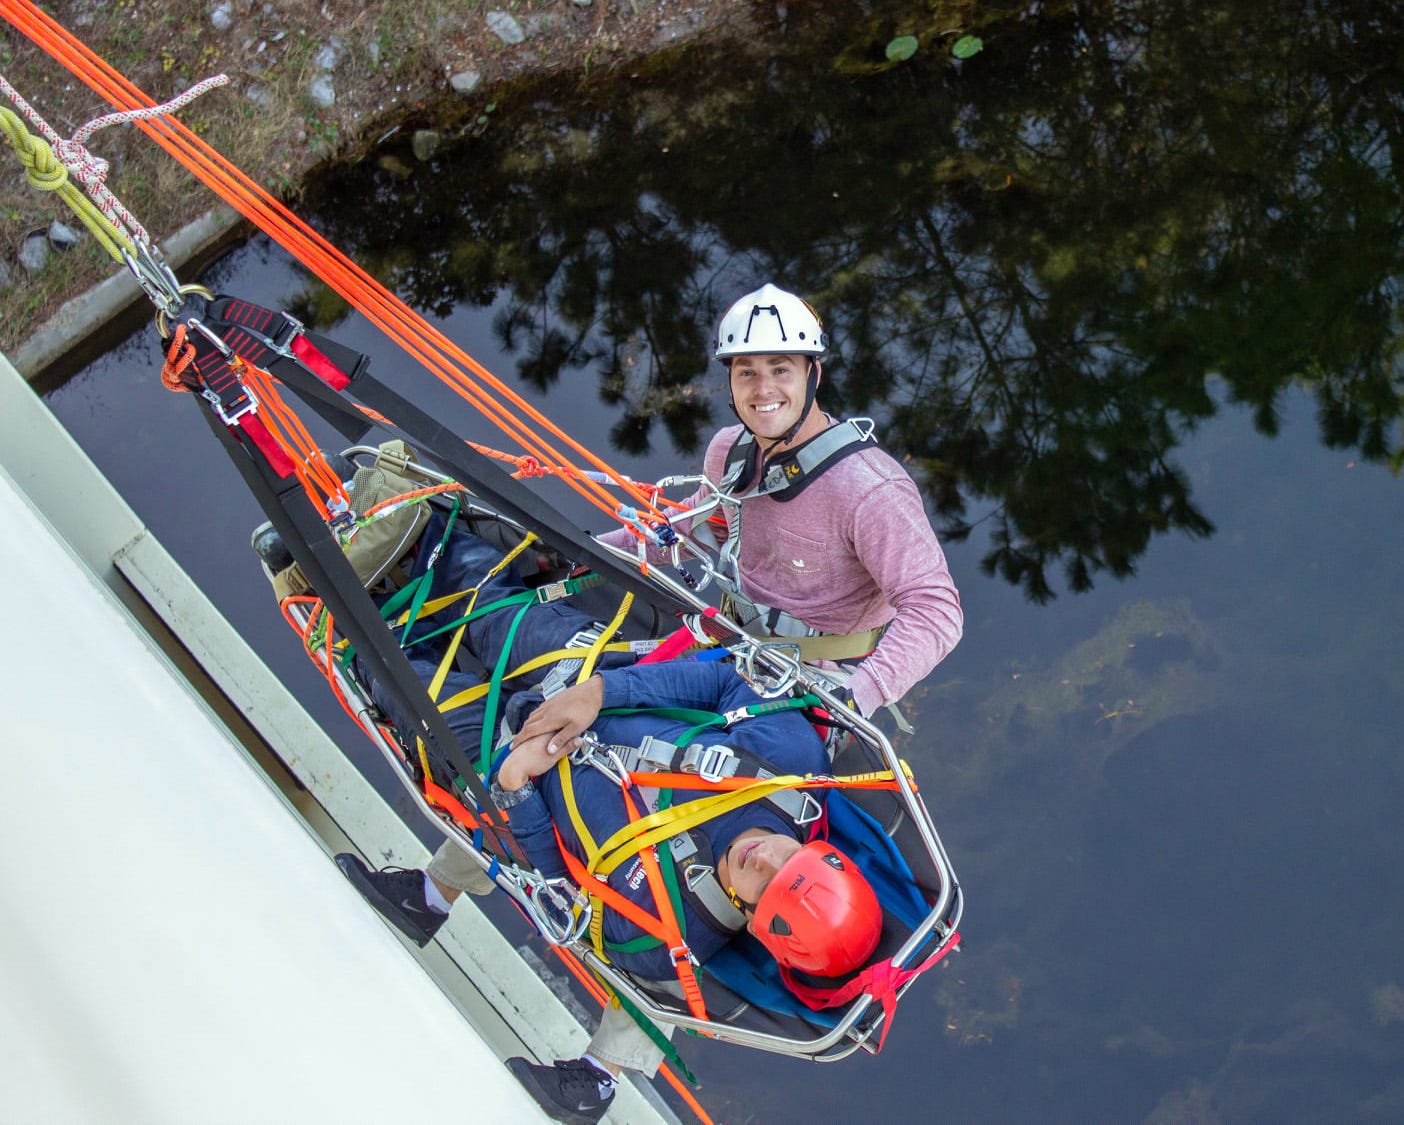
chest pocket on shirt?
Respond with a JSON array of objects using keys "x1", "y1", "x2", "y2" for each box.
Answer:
[{"x1": 770, "y1": 526, "x2": 832, "y2": 585}]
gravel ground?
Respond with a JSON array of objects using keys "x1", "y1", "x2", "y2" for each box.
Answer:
[{"x1": 0, "y1": 0, "x2": 754, "y2": 357}]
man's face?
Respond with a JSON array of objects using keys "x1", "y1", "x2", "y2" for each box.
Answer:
[
  {"x1": 728, "y1": 353, "x2": 813, "y2": 442},
  {"x1": 722, "y1": 828, "x2": 803, "y2": 932}
]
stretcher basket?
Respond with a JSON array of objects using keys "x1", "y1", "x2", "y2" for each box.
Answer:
[{"x1": 274, "y1": 445, "x2": 964, "y2": 1062}]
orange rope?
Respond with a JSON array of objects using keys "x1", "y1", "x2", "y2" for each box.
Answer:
[
  {"x1": 239, "y1": 359, "x2": 349, "y2": 515},
  {"x1": 159, "y1": 324, "x2": 196, "y2": 391},
  {"x1": 1, "y1": 0, "x2": 670, "y2": 536}
]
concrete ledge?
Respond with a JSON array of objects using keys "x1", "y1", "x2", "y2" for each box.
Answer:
[{"x1": 12, "y1": 204, "x2": 247, "y2": 384}]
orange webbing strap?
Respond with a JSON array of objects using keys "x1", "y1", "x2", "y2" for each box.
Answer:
[
  {"x1": 624, "y1": 769, "x2": 909, "y2": 794},
  {"x1": 1, "y1": 0, "x2": 669, "y2": 537},
  {"x1": 553, "y1": 826, "x2": 709, "y2": 1022}
]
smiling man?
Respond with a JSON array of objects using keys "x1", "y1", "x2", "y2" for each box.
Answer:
[{"x1": 604, "y1": 282, "x2": 964, "y2": 720}]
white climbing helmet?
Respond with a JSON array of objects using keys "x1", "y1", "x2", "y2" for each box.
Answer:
[{"x1": 713, "y1": 283, "x2": 828, "y2": 363}]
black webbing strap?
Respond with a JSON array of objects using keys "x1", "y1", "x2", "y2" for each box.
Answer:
[
  {"x1": 192, "y1": 402, "x2": 526, "y2": 865},
  {"x1": 197, "y1": 295, "x2": 687, "y2": 617}
]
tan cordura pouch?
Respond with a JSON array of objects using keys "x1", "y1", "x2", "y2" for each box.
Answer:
[{"x1": 271, "y1": 440, "x2": 433, "y2": 602}]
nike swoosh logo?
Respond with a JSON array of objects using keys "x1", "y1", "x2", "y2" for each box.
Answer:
[{"x1": 399, "y1": 898, "x2": 430, "y2": 915}]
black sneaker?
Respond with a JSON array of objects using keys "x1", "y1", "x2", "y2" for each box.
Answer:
[
  {"x1": 505, "y1": 1057, "x2": 616, "y2": 1125},
  {"x1": 333, "y1": 853, "x2": 447, "y2": 948}
]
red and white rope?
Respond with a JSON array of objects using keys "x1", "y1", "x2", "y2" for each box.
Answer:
[{"x1": 0, "y1": 71, "x2": 228, "y2": 244}]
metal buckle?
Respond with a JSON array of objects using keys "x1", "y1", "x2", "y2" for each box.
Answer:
[
  {"x1": 570, "y1": 733, "x2": 628, "y2": 786},
  {"x1": 540, "y1": 659, "x2": 583, "y2": 698},
  {"x1": 683, "y1": 863, "x2": 715, "y2": 891},
  {"x1": 795, "y1": 792, "x2": 824, "y2": 825}
]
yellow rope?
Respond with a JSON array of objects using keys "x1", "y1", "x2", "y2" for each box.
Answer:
[{"x1": 0, "y1": 107, "x2": 133, "y2": 260}]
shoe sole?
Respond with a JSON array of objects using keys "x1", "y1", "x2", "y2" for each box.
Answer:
[{"x1": 333, "y1": 853, "x2": 436, "y2": 948}]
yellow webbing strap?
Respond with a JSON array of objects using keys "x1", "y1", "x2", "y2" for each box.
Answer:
[
  {"x1": 589, "y1": 775, "x2": 821, "y2": 880},
  {"x1": 426, "y1": 622, "x2": 469, "y2": 703},
  {"x1": 556, "y1": 757, "x2": 610, "y2": 956},
  {"x1": 435, "y1": 641, "x2": 635, "y2": 713},
  {"x1": 576, "y1": 592, "x2": 633, "y2": 683}
]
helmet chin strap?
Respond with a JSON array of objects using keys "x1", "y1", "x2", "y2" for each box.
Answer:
[{"x1": 775, "y1": 360, "x2": 821, "y2": 448}]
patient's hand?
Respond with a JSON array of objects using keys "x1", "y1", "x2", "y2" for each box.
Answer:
[{"x1": 511, "y1": 671, "x2": 609, "y2": 758}]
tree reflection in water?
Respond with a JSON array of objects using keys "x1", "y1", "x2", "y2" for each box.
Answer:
[{"x1": 297, "y1": 0, "x2": 1402, "y2": 607}]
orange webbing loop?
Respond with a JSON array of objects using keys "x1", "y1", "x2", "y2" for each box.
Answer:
[
  {"x1": 160, "y1": 324, "x2": 196, "y2": 391},
  {"x1": 2, "y1": 0, "x2": 670, "y2": 536}
]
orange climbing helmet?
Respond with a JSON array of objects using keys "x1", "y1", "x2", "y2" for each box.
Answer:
[{"x1": 752, "y1": 841, "x2": 883, "y2": 977}]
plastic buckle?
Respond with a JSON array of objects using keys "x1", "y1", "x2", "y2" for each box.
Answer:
[
  {"x1": 540, "y1": 659, "x2": 583, "y2": 698},
  {"x1": 680, "y1": 743, "x2": 737, "y2": 783},
  {"x1": 535, "y1": 580, "x2": 570, "y2": 603},
  {"x1": 633, "y1": 734, "x2": 677, "y2": 771}
]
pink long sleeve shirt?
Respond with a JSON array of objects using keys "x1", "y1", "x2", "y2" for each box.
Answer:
[{"x1": 600, "y1": 423, "x2": 963, "y2": 715}]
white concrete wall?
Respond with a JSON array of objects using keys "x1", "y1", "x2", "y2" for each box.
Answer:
[{"x1": 0, "y1": 463, "x2": 547, "y2": 1123}]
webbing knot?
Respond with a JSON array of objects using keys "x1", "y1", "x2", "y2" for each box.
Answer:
[
  {"x1": 1, "y1": 113, "x2": 65, "y2": 191},
  {"x1": 53, "y1": 136, "x2": 109, "y2": 191}
]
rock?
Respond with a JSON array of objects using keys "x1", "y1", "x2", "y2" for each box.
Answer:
[
  {"x1": 411, "y1": 130, "x2": 443, "y2": 161},
  {"x1": 18, "y1": 230, "x2": 49, "y2": 273},
  {"x1": 0, "y1": 258, "x2": 12, "y2": 292},
  {"x1": 486, "y1": 11, "x2": 525, "y2": 45},
  {"x1": 308, "y1": 74, "x2": 336, "y2": 108},
  {"x1": 314, "y1": 36, "x2": 346, "y2": 70},
  {"x1": 367, "y1": 40, "x2": 381, "y2": 67},
  {"x1": 246, "y1": 84, "x2": 276, "y2": 111},
  {"x1": 48, "y1": 220, "x2": 80, "y2": 250},
  {"x1": 450, "y1": 69, "x2": 482, "y2": 96},
  {"x1": 209, "y1": 0, "x2": 233, "y2": 31}
]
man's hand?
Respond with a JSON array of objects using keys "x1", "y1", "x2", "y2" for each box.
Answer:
[{"x1": 498, "y1": 675, "x2": 606, "y2": 789}]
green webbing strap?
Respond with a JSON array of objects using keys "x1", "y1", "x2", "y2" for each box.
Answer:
[
  {"x1": 400, "y1": 589, "x2": 533, "y2": 652},
  {"x1": 401, "y1": 574, "x2": 602, "y2": 653},
  {"x1": 479, "y1": 600, "x2": 534, "y2": 776},
  {"x1": 607, "y1": 987, "x2": 697, "y2": 1085},
  {"x1": 379, "y1": 496, "x2": 460, "y2": 646},
  {"x1": 599, "y1": 693, "x2": 822, "y2": 746}
]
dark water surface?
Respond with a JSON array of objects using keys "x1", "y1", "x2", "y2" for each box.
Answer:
[{"x1": 44, "y1": 2, "x2": 1404, "y2": 1120}]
